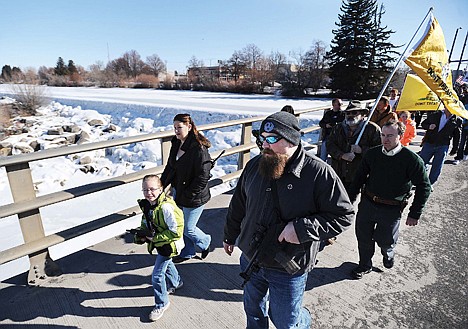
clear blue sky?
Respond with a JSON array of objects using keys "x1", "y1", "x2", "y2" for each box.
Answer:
[{"x1": 1, "y1": 0, "x2": 466, "y2": 73}]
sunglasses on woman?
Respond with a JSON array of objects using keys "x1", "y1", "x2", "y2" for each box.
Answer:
[{"x1": 258, "y1": 135, "x2": 283, "y2": 144}]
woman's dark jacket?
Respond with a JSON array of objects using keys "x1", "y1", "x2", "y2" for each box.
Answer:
[{"x1": 161, "y1": 133, "x2": 212, "y2": 208}]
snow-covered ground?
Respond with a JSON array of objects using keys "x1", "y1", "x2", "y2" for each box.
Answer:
[{"x1": 0, "y1": 85, "x2": 329, "y2": 281}]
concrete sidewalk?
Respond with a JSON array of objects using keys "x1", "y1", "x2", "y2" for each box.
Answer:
[{"x1": 1, "y1": 132, "x2": 467, "y2": 328}]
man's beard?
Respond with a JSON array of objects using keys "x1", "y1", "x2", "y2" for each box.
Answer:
[
  {"x1": 346, "y1": 117, "x2": 360, "y2": 126},
  {"x1": 259, "y1": 149, "x2": 289, "y2": 180}
]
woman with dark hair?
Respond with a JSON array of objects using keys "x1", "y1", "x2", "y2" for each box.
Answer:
[{"x1": 161, "y1": 113, "x2": 212, "y2": 263}]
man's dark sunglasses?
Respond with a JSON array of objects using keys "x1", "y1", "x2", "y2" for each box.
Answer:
[
  {"x1": 345, "y1": 110, "x2": 361, "y2": 116},
  {"x1": 258, "y1": 135, "x2": 283, "y2": 144}
]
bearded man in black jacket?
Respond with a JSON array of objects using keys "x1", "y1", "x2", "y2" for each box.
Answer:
[{"x1": 223, "y1": 111, "x2": 354, "y2": 329}]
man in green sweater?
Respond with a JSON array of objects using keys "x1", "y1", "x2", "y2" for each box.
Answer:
[{"x1": 347, "y1": 120, "x2": 432, "y2": 279}]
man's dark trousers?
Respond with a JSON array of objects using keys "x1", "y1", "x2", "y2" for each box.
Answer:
[{"x1": 355, "y1": 197, "x2": 401, "y2": 269}]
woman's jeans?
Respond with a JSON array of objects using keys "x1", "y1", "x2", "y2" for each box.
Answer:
[
  {"x1": 179, "y1": 205, "x2": 211, "y2": 258},
  {"x1": 240, "y1": 254, "x2": 311, "y2": 329},
  {"x1": 319, "y1": 138, "x2": 328, "y2": 161},
  {"x1": 419, "y1": 142, "x2": 449, "y2": 185},
  {"x1": 152, "y1": 255, "x2": 181, "y2": 308}
]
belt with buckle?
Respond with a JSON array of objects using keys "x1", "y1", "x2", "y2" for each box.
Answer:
[{"x1": 364, "y1": 190, "x2": 401, "y2": 206}]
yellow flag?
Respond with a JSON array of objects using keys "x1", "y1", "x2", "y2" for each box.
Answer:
[
  {"x1": 404, "y1": 13, "x2": 468, "y2": 119},
  {"x1": 396, "y1": 73, "x2": 441, "y2": 111}
]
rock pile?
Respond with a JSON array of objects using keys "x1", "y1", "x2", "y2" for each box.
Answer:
[{"x1": 0, "y1": 100, "x2": 119, "y2": 173}]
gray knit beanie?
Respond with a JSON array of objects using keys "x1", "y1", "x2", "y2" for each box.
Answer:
[{"x1": 260, "y1": 112, "x2": 301, "y2": 146}]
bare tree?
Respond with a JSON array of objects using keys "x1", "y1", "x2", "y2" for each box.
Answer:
[
  {"x1": 10, "y1": 84, "x2": 49, "y2": 114},
  {"x1": 240, "y1": 44, "x2": 263, "y2": 83},
  {"x1": 267, "y1": 51, "x2": 289, "y2": 85},
  {"x1": 187, "y1": 56, "x2": 205, "y2": 84},
  {"x1": 304, "y1": 40, "x2": 328, "y2": 91},
  {"x1": 22, "y1": 67, "x2": 39, "y2": 84},
  {"x1": 123, "y1": 50, "x2": 145, "y2": 78},
  {"x1": 146, "y1": 54, "x2": 166, "y2": 76},
  {"x1": 227, "y1": 51, "x2": 246, "y2": 83}
]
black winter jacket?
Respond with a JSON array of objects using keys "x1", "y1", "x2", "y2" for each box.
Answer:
[
  {"x1": 224, "y1": 145, "x2": 354, "y2": 274},
  {"x1": 319, "y1": 110, "x2": 345, "y2": 139},
  {"x1": 161, "y1": 133, "x2": 212, "y2": 208},
  {"x1": 421, "y1": 111, "x2": 461, "y2": 151}
]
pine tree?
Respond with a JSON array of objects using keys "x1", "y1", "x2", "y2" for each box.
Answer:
[
  {"x1": 1, "y1": 65, "x2": 12, "y2": 81},
  {"x1": 54, "y1": 57, "x2": 69, "y2": 76},
  {"x1": 327, "y1": 0, "x2": 397, "y2": 98},
  {"x1": 365, "y1": 4, "x2": 399, "y2": 95},
  {"x1": 68, "y1": 60, "x2": 78, "y2": 75}
]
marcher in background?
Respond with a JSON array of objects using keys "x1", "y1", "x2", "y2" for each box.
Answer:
[
  {"x1": 370, "y1": 96, "x2": 398, "y2": 128},
  {"x1": 348, "y1": 120, "x2": 431, "y2": 279},
  {"x1": 318, "y1": 98, "x2": 345, "y2": 161},
  {"x1": 389, "y1": 89, "x2": 400, "y2": 110},
  {"x1": 398, "y1": 110, "x2": 416, "y2": 146},
  {"x1": 419, "y1": 107, "x2": 461, "y2": 182},
  {"x1": 280, "y1": 104, "x2": 295, "y2": 115},
  {"x1": 414, "y1": 111, "x2": 425, "y2": 128},
  {"x1": 133, "y1": 175, "x2": 185, "y2": 321},
  {"x1": 454, "y1": 118, "x2": 468, "y2": 161},
  {"x1": 454, "y1": 89, "x2": 468, "y2": 162},
  {"x1": 252, "y1": 105, "x2": 296, "y2": 150},
  {"x1": 224, "y1": 111, "x2": 354, "y2": 329},
  {"x1": 161, "y1": 113, "x2": 212, "y2": 263},
  {"x1": 327, "y1": 100, "x2": 381, "y2": 192}
]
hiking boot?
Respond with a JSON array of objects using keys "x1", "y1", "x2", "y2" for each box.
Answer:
[
  {"x1": 383, "y1": 257, "x2": 394, "y2": 269},
  {"x1": 149, "y1": 302, "x2": 170, "y2": 321},
  {"x1": 351, "y1": 266, "x2": 372, "y2": 279},
  {"x1": 167, "y1": 280, "x2": 184, "y2": 295}
]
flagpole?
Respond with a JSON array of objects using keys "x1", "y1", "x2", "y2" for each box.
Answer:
[
  {"x1": 448, "y1": 27, "x2": 462, "y2": 63},
  {"x1": 354, "y1": 7, "x2": 434, "y2": 145},
  {"x1": 455, "y1": 31, "x2": 468, "y2": 78}
]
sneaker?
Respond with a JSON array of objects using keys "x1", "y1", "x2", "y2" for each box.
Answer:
[
  {"x1": 201, "y1": 246, "x2": 211, "y2": 259},
  {"x1": 172, "y1": 256, "x2": 190, "y2": 264},
  {"x1": 453, "y1": 160, "x2": 460, "y2": 165},
  {"x1": 167, "y1": 280, "x2": 184, "y2": 295},
  {"x1": 383, "y1": 257, "x2": 394, "y2": 269},
  {"x1": 351, "y1": 266, "x2": 372, "y2": 279},
  {"x1": 149, "y1": 302, "x2": 170, "y2": 321},
  {"x1": 463, "y1": 155, "x2": 468, "y2": 161}
]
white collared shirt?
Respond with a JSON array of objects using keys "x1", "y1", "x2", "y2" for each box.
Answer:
[
  {"x1": 438, "y1": 111, "x2": 452, "y2": 131},
  {"x1": 382, "y1": 143, "x2": 403, "y2": 156}
]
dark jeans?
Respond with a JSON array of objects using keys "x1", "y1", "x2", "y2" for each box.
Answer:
[
  {"x1": 456, "y1": 129, "x2": 468, "y2": 160},
  {"x1": 355, "y1": 197, "x2": 401, "y2": 269}
]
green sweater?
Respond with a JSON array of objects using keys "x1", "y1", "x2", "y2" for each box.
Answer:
[{"x1": 349, "y1": 146, "x2": 431, "y2": 219}]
